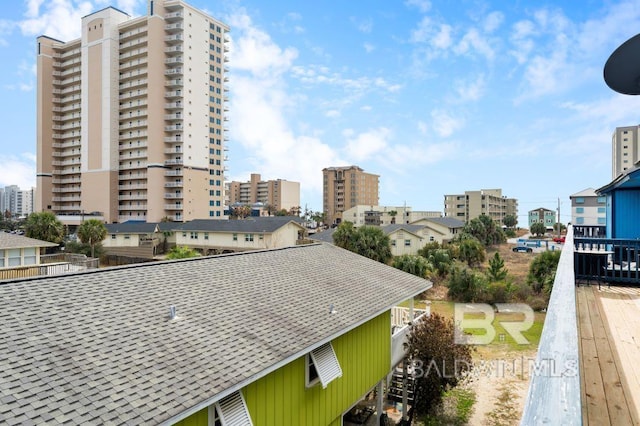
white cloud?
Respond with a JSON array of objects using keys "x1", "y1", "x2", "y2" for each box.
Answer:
[
  {"x1": 360, "y1": 105, "x2": 372, "y2": 111},
  {"x1": 405, "y1": 0, "x2": 432, "y2": 14},
  {"x1": 343, "y1": 128, "x2": 391, "y2": 162},
  {"x1": 228, "y1": 13, "x2": 298, "y2": 78},
  {"x1": 454, "y1": 28, "x2": 495, "y2": 61},
  {"x1": 19, "y1": 0, "x2": 96, "y2": 41},
  {"x1": 454, "y1": 74, "x2": 486, "y2": 102},
  {"x1": 431, "y1": 110, "x2": 464, "y2": 137},
  {"x1": 364, "y1": 42, "x2": 375, "y2": 53},
  {"x1": 0, "y1": 154, "x2": 36, "y2": 189},
  {"x1": 432, "y1": 24, "x2": 453, "y2": 49},
  {"x1": 352, "y1": 17, "x2": 373, "y2": 34},
  {"x1": 385, "y1": 141, "x2": 457, "y2": 171},
  {"x1": 228, "y1": 11, "x2": 342, "y2": 196},
  {"x1": 483, "y1": 11, "x2": 504, "y2": 33},
  {"x1": 326, "y1": 109, "x2": 340, "y2": 118}
]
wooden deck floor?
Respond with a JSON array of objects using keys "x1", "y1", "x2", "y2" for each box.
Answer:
[{"x1": 577, "y1": 284, "x2": 640, "y2": 425}]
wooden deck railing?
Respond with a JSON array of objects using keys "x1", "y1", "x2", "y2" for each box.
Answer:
[
  {"x1": 521, "y1": 226, "x2": 582, "y2": 425},
  {"x1": 574, "y1": 237, "x2": 640, "y2": 284}
]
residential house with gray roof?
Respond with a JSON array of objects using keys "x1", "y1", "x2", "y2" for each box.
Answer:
[
  {"x1": 174, "y1": 216, "x2": 306, "y2": 254},
  {"x1": 0, "y1": 243, "x2": 431, "y2": 425}
]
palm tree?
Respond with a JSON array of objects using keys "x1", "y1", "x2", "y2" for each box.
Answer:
[
  {"x1": 77, "y1": 219, "x2": 108, "y2": 258},
  {"x1": 24, "y1": 212, "x2": 65, "y2": 244},
  {"x1": 388, "y1": 210, "x2": 398, "y2": 224}
]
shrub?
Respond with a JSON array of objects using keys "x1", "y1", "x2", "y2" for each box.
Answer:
[
  {"x1": 456, "y1": 237, "x2": 486, "y2": 267},
  {"x1": 447, "y1": 262, "x2": 487, "y2": 302},
  {"x1": 406, "y1": 313, "x2": 473, "y2": 416},
  {"x1": 482, "y1": 280, "x2": 515, "y2": 304},
  {"x1": 527, "y1": 250, "x2": 561, "y2": 294},
  {"x1": 526, "y1": 295, "x2": 549, "y2": 311},
  {"x1": 393, "y1": 255, "x2": 433, "y2": 279},
  {"x1": 487, "y1": 252, "x2": 508, "y2": 282}
]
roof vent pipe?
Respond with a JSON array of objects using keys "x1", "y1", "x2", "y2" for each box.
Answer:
[{"x1": 169, "y1": 305, "x2": 177, "y2": 320}]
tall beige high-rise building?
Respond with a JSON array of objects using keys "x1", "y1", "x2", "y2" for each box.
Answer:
[
  {"x1": 36, "y1": 0, "x2": 229, "y2": 223},
  {"x1": 322, "y1": 166, "x2": 379, "y2": 225},
  {"x1": 612, "y1": 125, "x2": 640, "y2": 178},
  {"x1": 444, "y1": 188, "x2": 518, "y2": 225},
  {"x1": 226, "y1": 173, "x2": 300, "y2": 212}
]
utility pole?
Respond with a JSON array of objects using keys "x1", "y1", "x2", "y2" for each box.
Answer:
[{"x1": 557, "y1": 197, "x2": 561, "y2": 238}]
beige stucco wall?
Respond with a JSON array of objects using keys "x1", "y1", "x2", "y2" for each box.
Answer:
[{"x1": 389, "y1": 231, "x2": 423, "y2": 256}]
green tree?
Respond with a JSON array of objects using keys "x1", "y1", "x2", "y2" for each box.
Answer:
[
  {"x1": 419, "y1": 241, "x2": 454, "y2": 277},
  {"x1": 166, "y1": 246, "x2": 201, "y2": 259},
  {"x1": 527, "y1": 250, "x2": 561, "y2": 294},
  {"x1": 392, "y1": 254, "x2": 433, "y2": 278},
  {"x1": 487, "y1": 252, "x2": 508, "y2": 281},
  {"x1": 530, "y1": 222, "x2": 546, "y2": 237},
  {"x1": 25, "y1": 212, "x2": 64, "y2": 244},
  {"x1": 553, "y1": 222, "x2": 567, "y2": 233},
  {"x1": 461, "y1": 214, "x2": 505, "y2": 246},
  {"x1": 406, "y1": 313, "x2": 473, "y2": 416},
  {"x1": 333, "y1": 221, "x2": 356, "y2": 251},
  {"x1": 456, "y1": 237, "x2": 486, "y2": 267},
  {"x1": 350, "y1": 225, "x2": 392, "y2": 264},
  {"x1": 503, "y1": 214, "x2": 517, "y2": 229},
  {"x1": 447, "y1": 262, "x2": 487, "y2": 302},
  {"x1": 77, "y1": 219, "x2": 107, "y2": 258},
  {"x1": 333, "y1": 223, "x2": 392, "y2": 264}
]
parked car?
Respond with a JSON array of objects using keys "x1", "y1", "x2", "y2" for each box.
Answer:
[
  {"x1": 512, "y1": 245, "x2": 533, "y2": 253},
  {"x1": 552, "y1": 236, "x2": 566, "y2": 244}
]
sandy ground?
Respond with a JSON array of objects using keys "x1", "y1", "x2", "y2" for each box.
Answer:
[{"x1": 466, "y1": 349, "x2": 536, "y2": 425}]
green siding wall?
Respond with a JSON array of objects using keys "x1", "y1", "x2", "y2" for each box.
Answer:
[
  {"x1": 174, "y1": 406, "x2": 208, "y2": 426},
  {"x1": 244, "y1": 311, "x2": 390, "y2": 426},
  {"x1": 175, "y1": 312, "x2": 390, "y2": 426}
]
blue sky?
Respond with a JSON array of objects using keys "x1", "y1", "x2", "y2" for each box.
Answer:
[{"x1": 2, "y1": 0, "x2": 640, "y2": 224}]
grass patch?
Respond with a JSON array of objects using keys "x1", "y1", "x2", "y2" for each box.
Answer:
[
  {"x1": 419, "y1": 388, "x2": 477, "y2": 426},
  {"x1": 404, "y1": 300, "x2": 545, "y2": 351}
]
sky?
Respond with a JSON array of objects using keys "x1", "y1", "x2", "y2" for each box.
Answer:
[{"x1": 2, "y1": 0, "x2": 640, "y2": 224}]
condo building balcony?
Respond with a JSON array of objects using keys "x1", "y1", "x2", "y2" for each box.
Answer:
[
  {"x1": 164, "y1": 136, "x2": 183, "y2": 144},
  {"x1": 119, "y1": 47, "x2": 148, "y2": 61},
  {"x1": 165, "y1": 23, "x2": 184, "y2": 32},
  {"x1": 119, "y1": 37, "x2": 148, "y2": 51},
  {"x1": 165, "y1": 102, "x2": 183, "y2": 109},
  {"x1": 164, "y1": 204, "x2": 182, "y2": 210},
  {"x1": 119, "y1": 79, "x2": 147, "y2": 91},
  {"x1": 119, "y1": 26, "x2": 147, "y2": 41},
  {"x1": 165, "y1": 34, "x2": 183, "y2": 43},
  {"x1": 165, "y1": 170, "x2": 183, "y2": 177},
  {"x1": 165, "y1": 45, "x2": 183, "y2": 54},
  {"x1": 165, "y1": 11, "x2": 183, "y2": 20},
  {"x1": 164, "y1": 181, "x2": 184, "y2": 188}
]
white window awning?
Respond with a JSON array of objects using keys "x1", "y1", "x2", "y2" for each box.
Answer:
[
  {"x1": 310, "y1": 342, "x2": 343, "y2": 388},
  {"x1": 215, "y1": 391, "x2": 253, "y2": 426}
]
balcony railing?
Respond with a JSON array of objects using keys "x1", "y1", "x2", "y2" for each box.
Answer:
[
  {"x1": 574, "y1": 237, "x2": 640, "y2": 284},
  {"x1": 390, "y1": 304, "x2": 429, "y2": 368},
  {"x1": 521, "y1": 227, "x2": 581, "y2": 425}
]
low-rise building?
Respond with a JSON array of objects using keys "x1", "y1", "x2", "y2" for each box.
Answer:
[
  {"x1": 528, "y1": 207, "x2": 557, "y2": 230},
  {"x1": 103, "y1": 222, "x2": 175, "y2": 258},
  {"x1": 410, "y1": 217, "x2": 465, "y2": 244},
  {"x1": 0, "y1": 232, "x2": 98, "y2": 279},
  {"x1": 570, "y1": 188, "x2": 606, "y2": 237},
  {"x1": 341, "y1": 205, "x2": 441, "y2": 227},
  {"x1": 383, "y1": 224, "x2": 426, "y2": 256},
  {"x1": 175, "y1": 216, "x2": 306, "y2": 254},
  {"x1": 0, "y1": 244, "x2": 432, "y2": 425}
]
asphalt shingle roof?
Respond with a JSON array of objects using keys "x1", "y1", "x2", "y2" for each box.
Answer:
[
  {"x1": 381, "y1": 224, "x2": 425, "y2": 235},
  {"x1": 0, "y1": 232, "x2": 58, "y2": 250},
  {"x1": 422, "y1": 217, "x2": 465, "y2": 228},
  {"x1": 309, "y1": 227, "x2": 336, "y2": 243},
  {"x1": 0, "y1": 243, "x2": 431, "y2": 425},
  {"x1": 176, "y1": 216, "x2": 304, "y2": 233}
]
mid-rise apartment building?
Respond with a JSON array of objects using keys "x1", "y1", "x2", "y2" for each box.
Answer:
[
  {"x1": 36, "y1": 0, "x2": 229, "y2": 223},
  {"x1": 444, "y1": 188, "x2": 518, "y2": 225},
  {"x1": 322, "y1": 166, "x2": 379, "y2": 225},
  {"x1": 612, "y1": 125, "x2": 640, "y2": 178},
  {"x1": 226, "y1": 173, "x2": 300, "y2": 212}
]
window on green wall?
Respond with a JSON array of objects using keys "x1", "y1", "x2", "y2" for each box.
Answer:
[{"x1": 306, "y1": 342, "x2": 343, "y2": 389}]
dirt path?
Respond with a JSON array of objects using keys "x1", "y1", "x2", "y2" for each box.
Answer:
[{"x1": 467, "y1": 349, "x2": 536, "y2": 425}]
